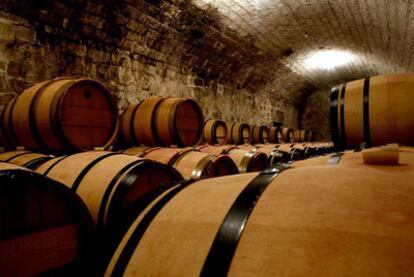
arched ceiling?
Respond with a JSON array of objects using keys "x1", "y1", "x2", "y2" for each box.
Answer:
[
  {"x1": 1, "y1": 0, "x2": 413, "y2": 108},
  {"x1": 194, "y1": 0, "x2": 414, "y2": 93}
]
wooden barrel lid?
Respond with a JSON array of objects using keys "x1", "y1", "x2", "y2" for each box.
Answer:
[
  {"x1": 173, "y1": 99, "x2": 204, "y2": 147},
  {"x1": 245, "y1": 151, "x2": 269, "y2": 172},
  {"x1": 203, "y1": 119, "x2": 227, "y2": 145},
  {"x1": 57, "y1": 79, "x2": 119, "y2": 151},
  {"x1": 208, "y1": 155, "x2": 239, "y2": 177},
  {"x1": 0, "y1": 163, "x2": 94, "y2": 276}
]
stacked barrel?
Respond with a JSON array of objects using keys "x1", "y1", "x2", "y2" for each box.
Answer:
[
  {"x1": 0, "y1": 77, "x2": 119, "y2": 152},
  {"x1": 330, "y1": 73, "x2": 414, "y2": 150},
  {"x1": 2, "y1": 73, "x2": 413, "y2": 276},
  {"x1": 104, "y1": 144, "x2": 414, "y2": 276}
]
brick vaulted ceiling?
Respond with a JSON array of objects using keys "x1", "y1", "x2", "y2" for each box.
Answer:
[
  {"x1": 194, "y1": 0, "x2": 414, "y2": 96},
  {"x1": 1, "y1": 0, "x2": 413, "y2": 107}
]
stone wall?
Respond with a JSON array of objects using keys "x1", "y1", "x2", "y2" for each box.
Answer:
[
  {"x1": 0, "y1": 0, "x2": 301, "y2": 128},
  {"x1": 301, "y1": 88, "x2": 331, "y2": 142}
]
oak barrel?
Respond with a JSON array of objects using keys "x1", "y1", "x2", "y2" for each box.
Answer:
[
  {"x1": 35, "y1": 152, "x2": 183, "y2": 231},
  {"x1": 120, "y1": 146, "x2": 151, "y2": 157},
  {"x1": 120, "y1": 98, "x2": 164, "y2": 146},
  {"x1": 0, "y1": 150, "x2": 52, "y2": 169},
  {"x1": 236, "y1": 144, "x2": 256, "y2": 152},
  {"x1": 127, "y1": 147, "x2": 238, "y2": 180},
  {"x1": 203, "y1": 119, "x2": 227, "y2": 145},
  {"x1": 155, "y1": 98, "x2": 204, "y2": 147},
  {"x1": 330, "y1": 73, "x2": 414, "y2": 149},
  {"x1": 0, "y1": 163, "x2": 94, "y2": 276},
  {"x1": 1, "y1": 77, "x2": 119, "y2": 152},
  {"x1": 0, "y1": 98, "x2": 17, "y2": 147},
  {"x1": 281, "y1": 127, "x2": 294, "y2": 143},
  {"x1": 268, "y1": 126, "x2": 282, "y2": 143},
  {"x1": 251, "y1": 125, "x2": 269, "y2": 144},
  {"x1": 255, "y1": 144, "x2": 283, "y2": 167},
  {"x1": 293, "y1": 130, "x2": 310, "y2": 143},
  {"x1": 273, "y1": 143, "x2": 301, "y2": 163},
  {"x1": 291, "y1": 143, "x2": 312, "y2": 159},
  {"x1": 105, "y1": 154, "x2": 414, "y2": 276},
  {"x1": 199, "y1": 145, "x2": 268, "y2": 173},
  {"x1": 226, "y1": 122, "x2": 251, "y2": 145},
  {"x1": 292, "y1": 145, "x2": 414, "y2": 168}
]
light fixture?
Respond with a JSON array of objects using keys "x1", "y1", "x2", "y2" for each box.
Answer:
[{"x1": 303, "y1": 50, "x2": 356, "y2": 70}]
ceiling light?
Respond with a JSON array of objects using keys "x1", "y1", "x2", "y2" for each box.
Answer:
[{"x1": 303, "y1": 50, "x2": 356, "y2": 70}]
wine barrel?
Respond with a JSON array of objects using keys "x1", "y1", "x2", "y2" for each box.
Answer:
[
  {"x1": 105, "y1": 154, "x2": 414, "y2": 276},
  {"x1": 309, "y1": 142, "x2": 334, "y2": 155},
  {"x1": 281, "y1": 127, "x2": 294, "y2": 143},
  {"x1": 255, "y1": 144, "x2": 283, "y2": 167},
  {"x1": 269, "y1": 126, "x2": 282, "y2": 143},
  {"x1": 155, "y1": 98, "x2": 204, "y2": 147},
  {"x1": 203, "y1": 119, "x2": 227, "y2": 145},
  {"x1": 0, "y1": 163, "x2": 94, "y2": 276},
  {"x1": 292, "y1": 145, "x2": 414, "y2": 168},
  {"x1": 0, "y1": 98, "x2": 17, "y2": 147},
  {"x1": 293, "y1": 130, "x2": 310, "y2": 143},
  {"x1": 251, "y1": 125, "x2": 269, "y2": 144},
  {"x1": 120, "y1": 98, "x2": 163, "y2": 146},
  {"x1": 330, "y1": 73, "x2": 414, "y2": 150},
  {"x1": 273, "y1": 143, "x2": 301, "y2": 163},
  {"x1": 225, "y1": 147, "x2": 268, "y2": 173},
  {"x1": 236, "y1": 144, "x2": 256, "y2": 152},
  {"x1": 227, "y1": 122, "x2": 251, "y2": 145},
  {"x1": 307, "y1": 130, "x2": 314, "y2": 142},
  {"x1": 0, "y1": 150, "x2": 52, "y2": 169},
  {"x1": 197, "y1": 145, "x2": 268, "y2": 173},
  {"x1": 196, "y1": 144, "x2": 236, "y2": 156},
  {"x1": 291, "y1": 144, "x2": 312, "y2": 159},
  {"x1": 35, "y1": 152, "x2": 183, "y2": 231},
  {"x1": 0, "y1": 77, "x2": 119, "y2": 153},
  {"x1": 119, "y1": 104, "x2": 140, "y2": 146},
  {"x1": 120, "y1": 146, "x2": 151, "y2": 157},
  {"x1": 127, "y1": 147, "x2": 238, "y2": 180}
]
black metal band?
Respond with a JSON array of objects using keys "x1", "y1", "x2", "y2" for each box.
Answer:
[
  {"x1": 285, "y1": 128, "x2": 293, "y2": 143},
  {"x1": 22, "y1": 156, "x2": 52, "y2": 170},
  {"x1": 238, "y1": 124, "x2": 245, "y2": 145},
  {"x1": 109, "y1": 161, "x2": 183, "y2": 227},
  {"x1": 230, "y1": 123, "x2": 235, "y2": 144},
  {"x1": 363, "y1": 78, "x2": 371, "y2": 148},
  {"x1": 258, "y1": 126, "x2": 264, "y2": 143},
  {"x1": 277, "y1": 128, "x2": 282, "y2": 143},
  {"x1": 200, "y1": 166, "x2": 289, "y2": 277},
  {"x1": 71, "y1": 153, "x2": 120, "y2": 192},
  {"x1": 4, "y1": 151, "x2": 30, "y2": 162},
  {"x1": 96, "y1": 159, "x2": 148, "y2": 231},
  {"x1": 111, "y1": 180, "x2": 195, "y2": 276},
  {"x1": 329, "y1": 86, "x2": 340, "y2": 149},
  {"x1": 269, "y1": 151, "x2": 284, "y2": 166},
  {"x1": 327, "y1": 152, "x2": 344, "y2": 165},
  {"x1": 211, "y1": 120, "x2": 218, "y2": 144},
  {"x1": 42, "y1": 155, "x2": 69, "y2": 176},
  {"x1": 100, "y1": 184, "x2": 173, "y2": 271},
  {"x1": 340, "y1": 84, "x2": 347, "y2": 149}
]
